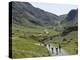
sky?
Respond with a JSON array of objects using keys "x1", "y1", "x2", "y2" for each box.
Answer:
[{"x1": 30, "y1": 2, "x2": 77, "y2": 16}]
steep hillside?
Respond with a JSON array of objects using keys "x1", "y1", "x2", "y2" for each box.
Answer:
[
  {"x1": 60, "y1": 9, "x2": 78, "y2": 27},
  {"x1": 11, "y1": 2, "x2": 78, "y2": 29},
  {"x1": 12, "y1": 2, "x2": 59, "y2": 27},
  {"x1": 59, "y1": 14, "x2": 67, "y2": 21}
]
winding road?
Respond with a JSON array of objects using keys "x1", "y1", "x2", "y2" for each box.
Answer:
[
  {"x1": 34, "y1": 43, "x2": 69, "y2": 56},
  {"x1": 46, "y1": 44, "x2": 69, "y2": 56}
]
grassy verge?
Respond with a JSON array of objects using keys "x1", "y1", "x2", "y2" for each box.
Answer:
[{"x1": 11, "y1": 26, "x2": 50, "y2": 58}]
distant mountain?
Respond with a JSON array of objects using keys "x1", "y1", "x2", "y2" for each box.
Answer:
[
  {"x1": 60, "y1": 9, "x2": 78, "y2": 27},
  {"x1": 11, "y1": 2, "x2": 59, "y2": 27},
  {"x1": 11, "y1": 1, "x2": 78, "y2": 31},
  {"x1": 59, "y1": 14, "x2": 67, "y2": 21},
  {"x1": 66, "y1": 9, "x2": 78, "y2": 20},
  {"x1": 54, "y1": 9, "x2": 78, "y2": 32}
]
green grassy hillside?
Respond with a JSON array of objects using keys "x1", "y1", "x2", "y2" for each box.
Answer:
[
  {"x1": 12, "y1": 26, "x2": 49, "y2": 58},
  {"x1": 50, "y1": 31, "x2": 78, "y2": 55}
]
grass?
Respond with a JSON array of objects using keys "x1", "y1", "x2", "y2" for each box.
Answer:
[
  {"x1": 62, "y1": 31, "x2": 78, "y2": 54},
  {"x1": 50, "y1": 31, "x2": 78, "y2": 55},
  {"x1": 11, "y1": 26, "x2": 50, "y2": 58},
  {"x1": 11, "y1": 24, "x2": 78, "y2": 58}
]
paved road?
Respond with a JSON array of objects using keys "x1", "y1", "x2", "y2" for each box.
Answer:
[
  {"x1": 34, "y1": 43, "x2": 69, "y2": 56},
  {"x1": 46, "y1": 44, "x2": 69, "y2": 56}
]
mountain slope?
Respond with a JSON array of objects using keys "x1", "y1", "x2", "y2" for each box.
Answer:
[
  {"x1": 12, "y1": 2, "x2": 59, "y2": 27},
  {"x1": 60, "y1": 9, "x2": 78, "y2": 27}
]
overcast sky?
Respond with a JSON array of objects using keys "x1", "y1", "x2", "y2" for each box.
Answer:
[{"x1": 30, "y1": 2, "x2": 77, "y2": 16}]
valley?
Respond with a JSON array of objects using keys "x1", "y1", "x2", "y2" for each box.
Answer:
[{"x1": 9, "y1": 2, "x2": 78, "y2": 58}]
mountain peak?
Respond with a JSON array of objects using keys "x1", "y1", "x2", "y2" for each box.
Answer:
[{"x1": 66, "y1": 9, "x2": 78, "y2": 21}]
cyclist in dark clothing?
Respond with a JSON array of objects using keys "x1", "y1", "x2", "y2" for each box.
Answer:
[
  {"x1": 51, "y1": 47, "x2": 54, "y2": 54},
  {"x1": 48, "y1": 44, "x2": 50, "y2": 49},
  {"x1": 56, "y1": 48, "x2": 58, "y2": 55},
  {"x1": 59, "y1": 44, "x2": 61, "y2": 53}
]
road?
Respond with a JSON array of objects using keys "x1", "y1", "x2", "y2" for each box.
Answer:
[
  {"x1": 34, "y1": 43, "x2": 69, "y2": 56},
  {"x1": 46, "y1": 44, "x2": 69, "y2": 56}
]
